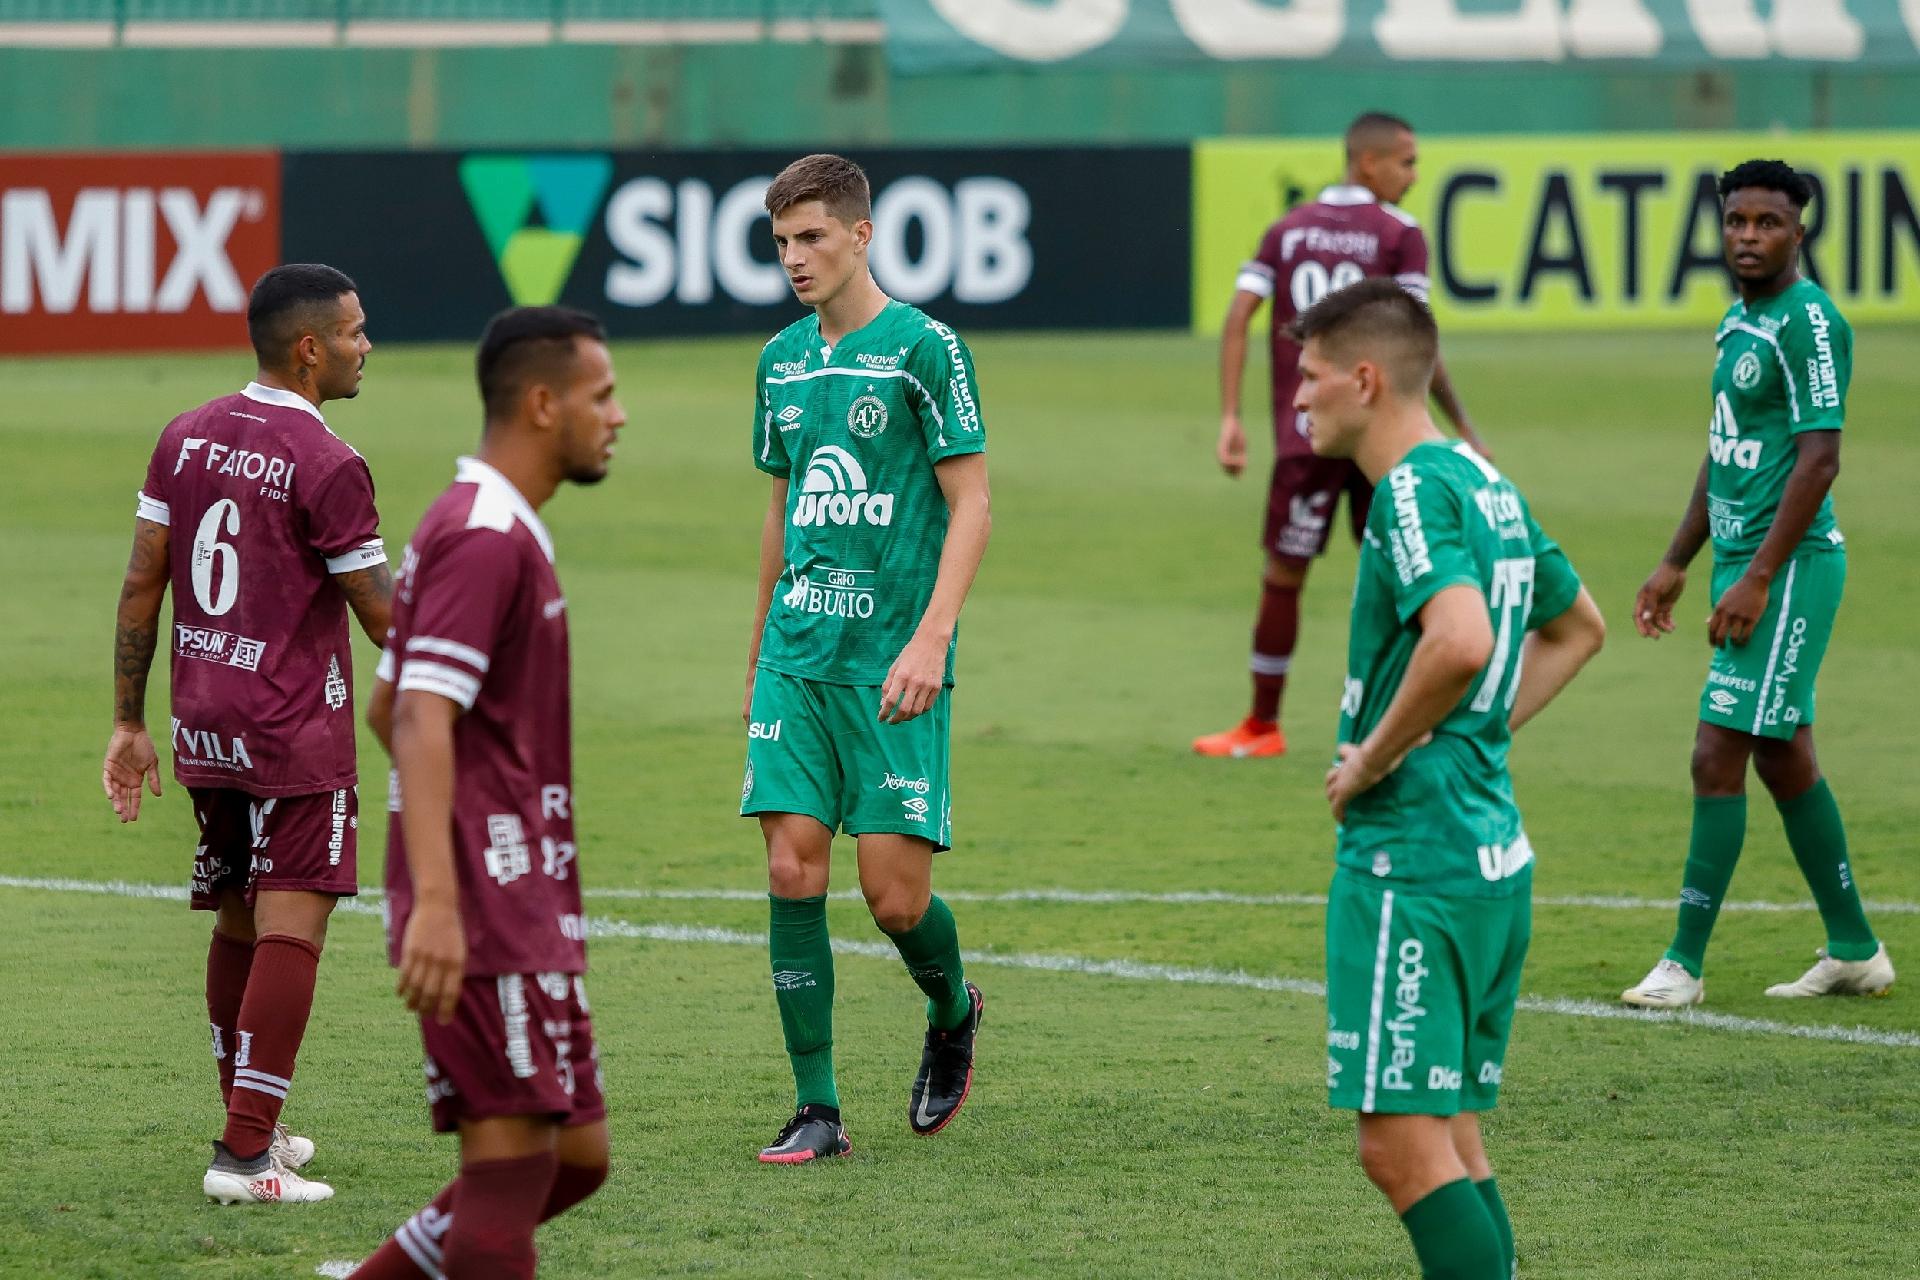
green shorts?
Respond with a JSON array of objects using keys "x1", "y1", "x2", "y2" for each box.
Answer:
[
  {"x1": 1325, "y1": 869, "x2": 1531, "y2": 1116},
  {"x1": 739, "y1": 668, "x2": 953, "y2": 851},
  {"x1": 1699, "y1": 549, "x2": 1845, "y2": 740}
]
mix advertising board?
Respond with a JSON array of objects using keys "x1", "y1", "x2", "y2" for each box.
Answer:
[{"x1": 3, "y1": 134, "x2": 1920, "y2": 354}]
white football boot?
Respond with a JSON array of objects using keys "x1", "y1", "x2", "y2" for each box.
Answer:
[
  {"x1": 1765, "y1": 944, "x2": 1895, "y2": 998},
  {"x1": 1620, "y1": 957, "x2": 1704, "y2": 1008},
  {"x1": 204, "y1": 1141, "x2": 334, "y2": 1204},
  {"x1": 270, "y1": 1122, "x2": 316, "y2": 1170}
]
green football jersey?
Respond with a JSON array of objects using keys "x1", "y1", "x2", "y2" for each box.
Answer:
[
  {"x1": 751, "y1": 298, "x2": 986, "y2": 686},
  {"x1": 1336, "y1": 442, "x2": 1582, "y2": 898},
  {"x1": 1708, "y1": 277, "x2": 1849, "y2": 561}
]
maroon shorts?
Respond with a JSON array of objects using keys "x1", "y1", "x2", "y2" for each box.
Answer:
[
  {"x1": 1263, "y1": 448, "x2": 1374, "y2": 565},
  {"x1": 419, "y1": 973, "x2": 606, "y2": 1134},
  {"x1": 187, "y1": 785, "x2": 359, "y2": 910}
]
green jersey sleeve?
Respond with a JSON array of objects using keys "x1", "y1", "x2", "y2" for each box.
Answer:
[
  {"x1": 1379, "y1": 463, "x2": 1482, "y2": 626},
  {"x1": 751, "y1": 344, "x2": 791, "y2": 478},
  {"x1": 1523, "y1": 506, "x2": 1582, "y2": 629},
  {"x1": 1779, "y1": 291, "x2": 1850, "y2": 434},
  {"x1": 905, "y1": 320, "x2": 987, "y2": 463}
]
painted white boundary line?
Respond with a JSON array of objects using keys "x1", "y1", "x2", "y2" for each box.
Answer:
[
  {"x1": 10, "y1": 876, "x2": 1910, "y2": 915},
  {"x1": 588, "y1": 886, "x2": 1920, "y2": 915},
  {"x1": 6, "y1": 876, "x2": 1913, "y2": 1049}
]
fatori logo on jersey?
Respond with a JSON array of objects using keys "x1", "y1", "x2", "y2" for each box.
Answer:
[{"x1": 793, "y1": 446, "x2": 896, "y2": 527}]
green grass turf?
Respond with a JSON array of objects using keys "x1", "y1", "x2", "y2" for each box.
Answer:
[{"x1": 1, "y1": 329, "x2": 1917, "y2": 1278}]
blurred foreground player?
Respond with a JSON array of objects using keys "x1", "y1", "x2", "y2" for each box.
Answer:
[
  {"x1": 742, "y1": 154, "x2": 992, "y2": 1162},
  {"x1": 102, "y1": 263, "x2": 390, "y2": 1205},
  {"x1": 1622, "y1": 161, "x2": 1892, "y2": 1008},
  {"x1": 1196, "y1": 112, "x2": 1489, "y2": 759},
  {"x1": 353, "y1": 307, "x2": 624, "y2": 1278},
  {"x1": 1302, "y1": 281, "x2": 1604, "y2": 1278}
]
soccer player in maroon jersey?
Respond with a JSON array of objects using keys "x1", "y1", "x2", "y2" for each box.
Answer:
[
  {"x1": 350, "y1": 307, "x2": 623, "y2": 1280},
  {"x1": 102, "y1": 263, "x2": 393, "y2": 1204},
  {"x1": 1195, "y1": 113, "x2": 1490, "y2": 759}
]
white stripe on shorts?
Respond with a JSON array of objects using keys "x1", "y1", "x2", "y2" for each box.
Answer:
[
  {"x1": 1750, "y1": 559, "x2": 1799, "y2": 736},
  {"x1": 1360, "y1": 889, "x2": 1396, "y2": 1114}
]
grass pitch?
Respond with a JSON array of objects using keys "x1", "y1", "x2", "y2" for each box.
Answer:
[{"x1": 1, "y1": 329, "x2": 1917, "y2": 1279}]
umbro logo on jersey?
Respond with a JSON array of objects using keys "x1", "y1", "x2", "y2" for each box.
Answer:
[
  {"x1": 777, "y1": 405, "x2": 804, "y2": 432},
  {"x1": 792, "y1": 446, "x2": 896, "y2": 527}
]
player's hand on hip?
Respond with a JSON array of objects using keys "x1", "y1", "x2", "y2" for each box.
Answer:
[
  {"x1": 101, "y1": 726, "x2": 161, "y2": 823},
  {"x1": 880, "y1": 634, "x2": 946, "y2": 724},
  {"x1": 1216, "y1": 415, "x2": 1247, "y2": 477},
  {"x1": 1708, "y1": 572, "x2": 1769, "y2": 648},
  {"x1": 1634, "y1": 563, "x2": 1686, "y2": 639},
  {"x1": 1324, "y1": 737, "x2": 1428, "y2": 821},
  {"x1": 1325, "y1": 744, "x2": 1380, "y2": 823},
  {"x1": 397, "y1": 900, "x2": 466, "y2": 1025}
]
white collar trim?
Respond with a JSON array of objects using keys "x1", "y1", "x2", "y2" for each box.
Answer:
[
  {"x1": 1317, "y1": 184, "x2": 1378, "y2": 207},
  {"x1": 455, "y1": 456, "x2": 555, "y2": 564},
  {"x1": 242, "y1": 382, "x2": 328, "y2": 425}
]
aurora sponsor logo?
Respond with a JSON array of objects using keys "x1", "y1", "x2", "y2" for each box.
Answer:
[
  {"x1": 1710, "y1": 392, "x2": 1762, "y2": 469},
  {"x1": 792, "y1": 446, "x2": 895, "y2": 527}
]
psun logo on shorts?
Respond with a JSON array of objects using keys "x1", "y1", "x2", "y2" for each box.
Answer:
[{"x1": 792, "y1": 446, "x2": 895, "y2": 527}]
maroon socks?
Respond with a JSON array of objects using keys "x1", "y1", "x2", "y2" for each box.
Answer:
[
  {"x1": 220, "y1": 933, "x2": 320, "y2": 1159},
  {"x1": 205, "y1": 930, "x2": 254, "y2": 1106},
  {"x1": 1250, "y1": 580, "x2": 1301, "y2": 724}
]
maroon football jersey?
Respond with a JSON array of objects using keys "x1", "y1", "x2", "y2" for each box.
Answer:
[
  {"x1": 1236, "y1": 185, "x2": 1431, "y2": 456},
  {"x1": 381, "y1": 457, "x2": 585, "y2": 977},
  {"x1": 137, "y1": 383, "x2": 384, "y2": 797}
]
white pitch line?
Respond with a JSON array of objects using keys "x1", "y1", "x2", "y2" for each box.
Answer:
[
  {"x1": 11, "y1": 876, "x2": 1910, "y2": 916},
  {"x1": 584, "y1": 886, "x2": 1920, "y2": 916},
  {"x1": 6, "y1": 875, "x2": 1912, "y2": 1049}
]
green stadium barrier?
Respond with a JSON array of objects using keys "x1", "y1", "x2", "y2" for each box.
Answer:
[{"x1": 1193, "y1": 131, "x2": 1920, "y2": 334}]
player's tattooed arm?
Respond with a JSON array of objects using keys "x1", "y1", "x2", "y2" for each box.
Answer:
[
  {"x1": 104, "y1": 518, "x2": 169, "y2": 822},
  {"x1": 112, "y1": 517, "x2": 169, "y2": 726},
  {"x1": 334, "y1": 561, "x2": 396, "y2": 646}
]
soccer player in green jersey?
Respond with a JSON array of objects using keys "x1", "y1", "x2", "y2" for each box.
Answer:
[
  {"x1": 1621, "y1": 161, "x2": 1895, "y2": 1008},
  {"x1": 1302, "y1": 279, "x2": 1605, "y2": 1279},
  {"x1": 740, "y1": 154, "x2": 992, "y2": 1163}
]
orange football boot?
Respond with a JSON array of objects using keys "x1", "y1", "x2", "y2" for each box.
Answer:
[{"x1": 1191, "y1": 717, "x2": 1287, "y2": 758}]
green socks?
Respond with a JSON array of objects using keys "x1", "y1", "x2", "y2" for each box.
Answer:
[
  {"x1": 1665, "y1": 794, "x2": 1747, "y2": 978},
  {"x1": 1667, "y1": 780, "x2": 1879, "y2": 977},
  {"x1": 1400, "y1": 1178, "x2": 1505, "y2": 1279},
  {"x1": 1476, "y1": 1178, "x2": 1515, "y2": 1279},
  {"x1": 1779, "y1": 779, "x2": 1879, "y2": 962},
  {"x1": 883, "y1": 894, "x2": 971, "y2": 1030},
  {"x1": 769, "y1": 894, "x2": 839, "y2": 1110}
]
